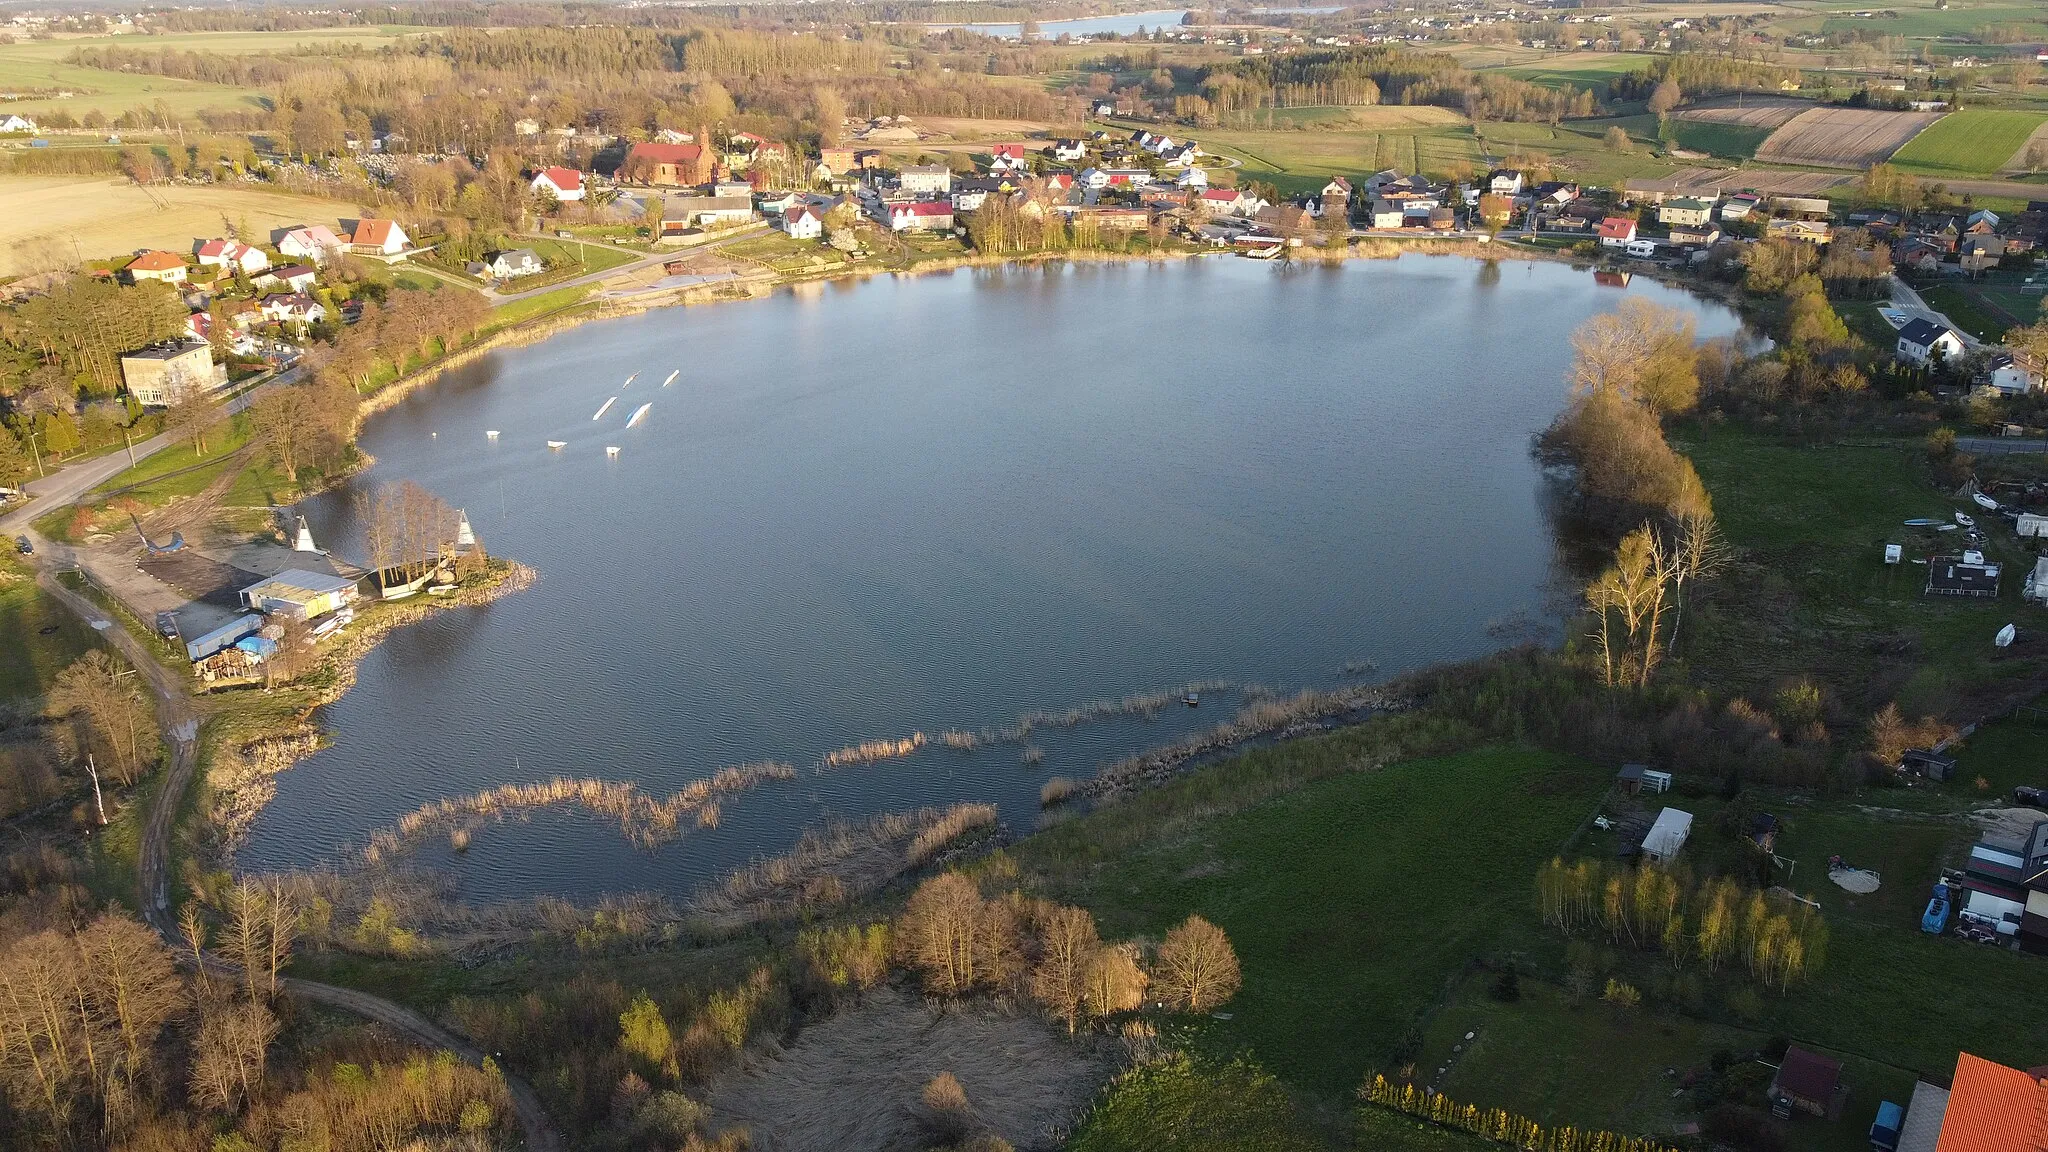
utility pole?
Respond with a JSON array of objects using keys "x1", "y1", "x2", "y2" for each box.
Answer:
[
  {"x1": 25, "y1": 425, "x2": 44, "y2": 477},
  {"x1": 122, "y1": 423, "x2": 137, "y2": 467}
]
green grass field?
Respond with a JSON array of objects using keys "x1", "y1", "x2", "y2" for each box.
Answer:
[
  {"x1": 1196, "y1": 123, "x2": 1485, "y2": 190},
  {"x1": 1670, "y1": 120, "x2": 1772, "y2": 161},
  {"x1": 0, "y1": 553, "x2": 98, "y2": 704},
  {"x1": 1892, "y1": 109, "x2": 2047, "y2": 176},
  {"x1": 1490, "y1": 52, "x2": 1646, "y2": 97},
  {"x1": 1919, "y1": 283, "x2": 2011, "y2": 341}
]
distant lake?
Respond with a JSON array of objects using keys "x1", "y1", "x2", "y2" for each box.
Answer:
[
  {"x1": 243, "y1": 256, "x2": 1745, "y2": 903},
  {"x1": 925, "y1": 8, "x2": 1190, "y2": 38}
]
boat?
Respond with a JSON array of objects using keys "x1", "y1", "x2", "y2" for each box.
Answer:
[
  {"x1": 626, "y1": 402, "x2": 652, "y2": 428},
  {"x1": 1955, "y1": 512, "x2": 1975, "y2": 528},
  {"x1": 606, "y1": 445, "x2": 620, "y2": 458},
  {"x1": 546, "y1": 440, "x2": 566, "y2": 449},
  {"x1": 1183, "y1": 691, "x2": 1200, "y2": 707},
  {"x1": 623, "y1": 373, "x2": 637, "y2": 387},
  {"x1": 1936, "y1": 524, "x2": 1958, "y2": 532},
  {"x1": 1972, "y1": 492, "x2": 1999, "y2": 511},
  {"x1": 427, "y1": 584, "x2": 458, "y2": 597},
  {"x1": 1996, "y1": 624, "x2": 2017, "y2": 648},
  {"x1": 1902, "y1": 518, "x2": 1942, "y2": 527},
  {"x1": 593, "y1": 396, "x2": 616, "y2": 420},
  {"x1": 662, "y1": 370, "x2": 679, "y2": 388},
  {"x1": 486, "y1": 430, "x2": 499, "y2": 440}
]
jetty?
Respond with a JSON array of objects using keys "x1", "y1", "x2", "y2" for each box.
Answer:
[{"x1": 593, "y1": 396, "x2": 616, "y2": 420}]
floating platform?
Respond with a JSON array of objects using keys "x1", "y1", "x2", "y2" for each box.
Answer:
[
  {"x1": 593, "y1": 396, "x2": 617, "y2": 420},
  {"x1": 486, "y1": 430, "x2": 499, "y2": 440},
  {"x1": 626, "y1": 403, "x2": 651, "y2": 428},
  {"x1": 547, "y1": 440, "x2": 565, "y2": 449},
  {"x1": 605, "y1": 445, "x2": 620, "y2": 458}
]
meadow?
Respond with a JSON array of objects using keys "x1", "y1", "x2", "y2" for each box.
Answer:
[
  {"x1": 1488, "y1": 52, "x2": 1646, "y2": 98},
  {"x1": 0, "y1": 553, "x2": 98, "y2": 704},
  {"x1": 0, "y1": 174, "x2": 359, "y2": 277},
  {"x1": 1668, "y1": 120, "x2": 1772, "y2": 161},
  {"x1": 1891, "y1": 108, "x2": 2048, "y2": 176}
]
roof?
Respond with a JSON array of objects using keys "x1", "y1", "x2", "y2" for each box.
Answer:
[
  {"x1": 351, "y1": 218, "x2": 401, "y2": 246},
  {"x1": 491, "y1": 248, "x2": 540, "y2": 264},
  {"x1": 1774, "y1": 1046, "x2": 1843, "y2": 1104},
  {"x1": 196, "y1": 239, "x2": 244, "y2": 258},
  {"x1": 627, "y1": 141, "x2": 703, "y2": 164},
  {"x1": 901, "y1": 164, "x2": 950, "y2": 176},
  {"x1": 989, "y1": 143, "x2": 1026, "y2": 158},
  {"x1": 894, "y1": 201, "x2": 953, "y2": 217},
  {"x1": 1898, "y1": 318, "x2": 1959, "y2": 347},
  {"x1": 662, "y1": 195, "x2": 753, "y2": 218},
  {"x1": 1598, "y1": 217, "x2": 1636, "y2": 239},
  {"x1": 786, "y1": 204, "x2": 824, "y2": 222},
  {"x1": 1617, "y1": 763, "x2": 1648, "y2": 781},
  {"x1": 1667, "y1": 196, "x2": 1715, "y2": 209},
  {"x1": 127, "y1": 250, "x2": 185, "y2": 271},
  {"x1": 1928, "y1": 559, "x2": 1999, "y2": 593},
  {"x1": 271, "y1": 264, "x2": 317, "y2": 280},
  {"x1": 1641, "y1": 807, "x2": 1693, "y2": 857},
  {"x1": 121, "y1": 341, "x2": 210, "y2": 362},
  {"x1": 535, "y1": 166, "x2": 583, "y2": 191},
  {"x1": 282, "y1": 225, "x2": 342, "y2": 248},
  {"x1": 1935, "y1": 1052, "x2": 2048, "y2": 1152},
  {"x1": 1899, "y1": 1080, "x2": 1950, "y2": 1152},
  {"x1": 242, "y1": 568, "x2": 358, "y2": 601},
  {"x1": 1200, "y1": 188, "x2": 1241, "y2": 201}
]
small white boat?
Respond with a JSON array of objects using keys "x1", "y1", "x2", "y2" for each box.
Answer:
[
  {"x1": 623, "y1": 373, "x2": 638, "y2": 388},
  {"x1": 605, "y1": 445, "x2": 620, "y2": 458},
  {"x1": 1995, "y1": 624, "x2": 2017, "y2": 648},
  {"x1": 485, "y1": 430, "x2": 499, "y2": 440},
  {"x1": 427, "y1": 584, "x2": 458, "y2": 598},
  {"x1": 626, "y1": 402, "x2": 652, "y2": 428},
  {"x1": 1955, "y1": 512, "x2": 1975, "y2": 528},
  {"x1": 546, "y1": 440, "x2": 566, "y2": 450},
  {"x1": 1973, "y1": 492, "x2": 1999, "y2": 511},
  {"x1": 662, "y1": 370, "x2": 679, "y2": 388},
  {"x1": 593, "y1": 396, "x2": 616, "y2": 420}
]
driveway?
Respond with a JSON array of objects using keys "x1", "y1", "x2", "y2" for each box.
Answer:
[{"x1": 1890, "y1": 276, "x2": 1985, "y2": 350}]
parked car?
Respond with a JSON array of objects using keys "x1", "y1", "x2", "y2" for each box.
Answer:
[
  {"x1": 14, "y1": 535, "x2": 30, "y2": 555},
  {"x1": 154, "y1": 611, "x2": 181, "y2": 640},
  {"x1": 2015, "y1": 785, "x2": 2047, "y2": 808}
]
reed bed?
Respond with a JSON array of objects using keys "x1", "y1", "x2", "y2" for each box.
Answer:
[
  {"x1": 692, "y1": 802, "x2": 997, "y2": 925},
  {"x1": 1088, "y1": 683, "x2": 1403, "y2": 799},
  {"x1": 1039, "y1": 777, "x2": 1078, "y2": 808},
  {"x1": 819, "y1": 732, "x2": 926, "y2": 768},
  {"x1": 361, "y1": 761, "x2": 795, "y2": 862}
]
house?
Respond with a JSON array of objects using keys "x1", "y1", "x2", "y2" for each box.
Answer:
[
  {"x1": 1640, "y1": 807, "x2": 1693, "y2": 863},
  {"x1": 1894, "y1": 238, "x2": 1946, "y2": 274},
  {"x1": 622, "y1": 141, "x2": 709, "y2": 186},
  {"x1": 0, "y1": 114, "x2": 36, "y2": 134},
  {"x1": 1051, "y1": 138, "x2": 1087, "y2": 162},
  {"x1": 887, "y1": 200, "x2": 954, "y2": 232},
  {"x1": 1925, "y1": 553, "x2": 2000, "y2": 598},
  {"x1": 195, "y1": 239, "x2": 270, "y2": 276},
  {"x1": 1905, "y1": 1052, "x2": 2048, "y2": 1151},
  {"x1": 1767, "y1": 218, "x2": 1832, "y2": 245},
  {"x1": 1620, "y1": 176, "x2": 1684, "y2": 205},
  {"x1": 1487, "y1": 169, "x2": 1524, "y2": 196},
  {"x1": 1531, "y1": 181, "x2": 1579, "y2": 206},
  {"x1": 987, "y1": 143, "x2": 1029, "y2": 173},
  {"x1": 898, "y1": 165, "x2": 952, "y2": 195},
  {"x1": 782, "y1": 204, "x2": 824, "y2": 240},
  {"x1": 258, "y1": 293, "x2": 326, "y2": 325},
  {"x1": 1361, "y1": 200, "x2": 1406, "y2": 229},
  {"x1": 1772, "y1": 195, "x2": 1832, "y2": 220},
  {"x1": 1658, "y1": 197, "x2": 1716, "y2": 227},
  {"x1": 120, "y1": 342, "x2": 223, "y2": 405},
  {"x1": 658, "y1": 195, "x2": 755, "y2": 234},
  {"x1": 1615, "y1": 763, "x2": 1671, "y2": 795},
  {"x1": 1071, "y1": 206, "x2": 1149, "y2": 231},
  {"x1": 1597, "y1": 217, "x2": 1638, "y2": 248},
  {"x1": 485, "y1": 249, "x2": 544, "y2": 279},
  {"x1": 239, "y1": 568, "x2": 360, "y2": 620},
  {"x1": 1719, "y1": 192, "x2": 1761, "y2": 221},
  {"x1": 1368, "y1": 172, "x2": 1438, "y2": 205},
  {"x1": 727, "y1": 131, "x2": 785, "y2": 162},
  {"x1": 1989, "y1": 352, "x2": 2043, "y2": 395},
  {"x1": 530, "y1": 166, "x2": 585, "y2": 202},
  {"x1": 257, "y1": 264, "x2": 318, "y2": 294},
  {"x1": 2019, "y1": 512, "x2": 2048, "y2": 541},
  {"x1": 1155, "y1": 141, "x2": 1200, "y2": 167},
  {"x1": 1198, "y1": 187, "x2": 1250, "y2": 218},
  {"x1": 1176, "y1": 167, "x2": 1210, "y2": 190},
  {"x1": 277, "y1": 225, "x2": 346, "y2": 265},
  {"x1": 349, "y1": 218, "x2": 410, "y2": 258},
  {"x1": 1896, "y1": 318, "x2": 1965, "y2": 366},
  {"x1": 513, "y1": 117, "x2": 540, "y2": 137},
  {"x1": 950, "y1": 177, "x2": 1002, "y2": 213},
  {"x1": 1768, "y1": 1046, "x2": 1844, "y2": 1120},
  {"x1": 1668, "y1": 224, "x2": 1722, "y2": 247},
  {"x1": 184, "y1": 311, "x2": 212, "y2": 344},
  {"x1": 124, "y1": 250, "x2": 187, "y2": 285},
  {"x1": 818, "y1": 147, "x2": 859, "y2": 176}
]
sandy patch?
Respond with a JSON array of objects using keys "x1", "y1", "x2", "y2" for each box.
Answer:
[
  {"x1": 0, "y1": 175, "x2": 359, "y2": 276},
  {"x1": 705, "y1": 988, "x2": 1111, "y2": 1152},
  {"x1": 1755, "y1": 108, "x2": 1943, "y2": 170}
]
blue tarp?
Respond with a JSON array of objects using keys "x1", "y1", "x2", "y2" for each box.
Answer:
[
  {"x1": 185, "y1": 613, "x2": 264, "y2": 662},
  {"x1": 1870, "y1": 1100, "x2": 1903, "y2": 1148},
  {"x1": 234, "y1": 635, "x2": 279, "y2": 658}
]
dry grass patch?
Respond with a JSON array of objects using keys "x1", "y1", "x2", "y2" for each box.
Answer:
[
  {"x1": 703, "y1": 987, "x2": 1111, "y2": 1151},
  {"x1": 1754, "y1": 107, "x2": 1942, "y2": 169},
  {"x1": 1324, "y1": 105, "x2": 1468, "y2": 129},
  {"x1": 0, "y1": 176, "x2": 359, "y2": 275},
  {"x1": 1673, "y1": 95, "x2": 1810, "y2": 130},
  {"x1": 916, "y1": 116, "x2": 1059, "y2": 141}
]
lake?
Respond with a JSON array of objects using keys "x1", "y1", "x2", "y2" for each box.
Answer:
[
  {"x1": 924, "y1": 8, "x2": 1190, "y2": 39},
  {"x1": 242, "y1": 256, "x2": 1744, "y2": 902}
]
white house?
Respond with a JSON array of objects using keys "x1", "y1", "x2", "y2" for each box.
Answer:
[
  {"x1": 1366, "y1": 200, "x2": 1405, "y2": 229},
  {"x1": 349, "y1": 218, "x2": 410, "y2": 258},
  {"x1": 898, "y1": 165, "x2": 952, "y2": 195},
  {"x1": 1487, "y1": 169, "x2": 1525, "y2": 196},
  {"x1": 195, "y1": 239, "x2": 270, "y2": 276},
  {"x1": 1989, "y1": 352, "x2": 2042, "y2": 395},
  {"x1": 259, "y1": 293, "x2": 326, "y2": 325},
  {"x1": 254, "y1": 264, "x2": 317, "y2": 294},
  {"x1": 1641, "y1": 807, "x2": 1693, "y2": 864},
  {"x1": 124, "y1": 250, "x2": 187, "y2": 285},
  {"x1": 1896, "y1": 318, "x2": 1965, "y2": 367},
  {"x1": 987, "y1": 143, "x2": 1029, "y2": 174},
  {"x1": 1051, "y1": 138, "x2": 1087, "y2": 162},
  {"x1": 783, "y1": 204, "x2": 824, "y2": 240},
  {"x1": 887, "y1": 201, "x2": 954, "y2": 232},
  {"x1": 1175, "y1": 167, "x2": 1209, "y2": 189},
  {"x1": 1078, "y1": 167, "x2": 1111, "y2": 191},
  {"x1": 530, "y1": 166, "x2": 585, "y2": 202},
  {"x1": 0, "y1": 114, "x2": 35, "y2": 134},
  {"x1": 1597, "y1": 217, "x2": 1638, "y2": 248},
  {"x1": 486, "y1": 249, "x2": 544, "y2": 278},
  {"x1": 277, "y1": 226, "x2": 346, "y2": 265}
]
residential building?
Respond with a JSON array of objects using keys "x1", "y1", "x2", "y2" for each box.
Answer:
[
  {"x1": 1768, "y1": 1046, "x2": 1844, "y2": 1120},
  {"x1": 486, "y1": 249, "x2": 544, "y2": 278},
  {"x1": 1079, "y1": 167, "x2": 1111, "y2": 191},
  {"x1": 1531, "y1": 181, "x2": 1579, "y2": 206},
  {"x1": 1897, "y1": 318, "x2": 1965, "y2": 366},
  {"x1": 259, "y1": 293, "x2": 326, "y2": 325},
  {"x1": 1767, "y1": 218, "x2": 1832, "y2": 245},
  {"x1": 530, "y1": 166, "x2": 585, "y2": 202},
  {"x1": 1366, "y1": 200, "x2": 1405, "y2": 229},
  {"x1": 120, "y1": 342, "x2": 224, "y2": 405},
  {"x1": 124, "y1": 250, "x2": 187, "y2": 285},
  {"x1": 1719, "y1": 193, "x2": 1761, "y2": 221},
  {"x1": 622, "y1": 141, "x2": 710, "y2": 186},
  {"x1": 987, "y1": 143, "x2": 1029, "y2": 173},
  {"x1": 257, "y1": 264, "x2": 318, "y2": 294},
  {"x1": 277, "y1": 225, "x2": 346, "y2": 265},
  {"x1": 950, "y1": 178, "x2": 1002, "y2": 214},
  {"x1": 1487, "y1": 169, "x2": 1524, "y2": 196},
  {"x1": 1176, "y1": 167, "x2": 1210, "y2": 190},
  {"x1": 195, "y1": 239, "x2": 270, "y2": 276},
  {"x1": 659, "y1": 196, "x2": 755, "y2": 234},
  {"x1": 1640, "y1": 807, "x2": 1692, "y2": 863},
  {"x1": 1906, "y1": 1051, "x2": 2048, "y2": 1151},
  {"x1": 1772, "y1": 195, "x2": 1832, "y2": 219},
  {"x1": 1051, "y1": 138, "x2": 1087, "y2": 162},
  {"x1": 1958, "y1": 818, "x2": 2047, "y2": 949},
  {"x1": 887, "y1": 201, "x2": 954, "y2": 232},
  {"x1": 755, "y1": 190, "x2": 801, "y2": 216},
  {"x1": 1658, "y1": 197, "x2": 1716, "y2": 227},
  {"x1": 349, "y1": 218, "x2": 410, "y2": 257},
  {"x1": 1597, "y1": 217, "x2": 1638, "y2": 248},
  {"x1": 0, "y1": 114, "x2": 36, "y2": 133},
  {"x1": 1668, "y1": 224, "x2": 1722, "y2": 247},
  {"x1": 1989, "y1": 352, "x2": 2043, "y2": 395},
  {"x1": 513, "y1": 117, "x2": 540, "y2": 136},
  {"x1": 898, "y1": 165, "x2": 952, "y2": 195},
  {"x1": 783, "y1": 204, "x2": 824, "y2": 240},
  {"x1": 818, "y1": 147, "x2": 859, "y2": 175},
  {"x1": 1199, "y1": 187, "x2": 1255, "y2": 218}
]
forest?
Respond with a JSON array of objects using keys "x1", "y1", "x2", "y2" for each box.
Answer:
[{"x1": 1202, "y1": 46, "x2": 1599, "y2": 122}]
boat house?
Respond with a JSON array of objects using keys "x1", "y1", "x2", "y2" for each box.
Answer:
[{"x1": 239, "y1": 569, "x2": 361, "y2": 620}]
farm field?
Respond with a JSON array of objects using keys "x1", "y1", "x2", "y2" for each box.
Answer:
[
  {"x1": 1194, "y1": 120, "x2": 1485, "y2": 191},
  {"x1": 0, "y1": 28, "x2": 422, "y2": 120},
  {"x1": 1487, "y1": 51, "x2": 1644, "y2": 95},
  {"x1": 1754, "y1": 107, "x2": 1943, "y2": 169},
  {"x1": 0, "y1": 175, "x2": 358, "y2": 276},
  {"x1": 1669, "y1": 120, "x2": 1772, "y2": 161},
  {"x1": 1892, "y1": 108, "x2": 2048, "y2": 176},
  {"x1": 1673, "y1": 94, "x2": 1811, "y2": 130}
]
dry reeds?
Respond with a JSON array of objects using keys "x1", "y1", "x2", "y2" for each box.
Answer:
[
  {"x1": 1089, "y1": 683, "x2": 1402, "y2": 799},
  {"x1": 362, "y1": 761, "x2": 795, "y2": 862},
  {"x1": 905, "y1": 803, "x2": 996, "y2": 866},
  {"x1": 1021, "y1": 746, "x2": 1044, "y2": 766},
  {"x1": 1039, "y1": 777, "x2": 1077, "y2": 808},
  {"x1": 820, "y1": 732, "x2": 926, "y2": 769},
  {"x1": 692, "y1": 802, "x2": 997, "y2": 925}
]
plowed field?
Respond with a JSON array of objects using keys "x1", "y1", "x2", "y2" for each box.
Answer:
[{"x1": 1755, "y1": 108, "x2": 1942, "y2": 169}]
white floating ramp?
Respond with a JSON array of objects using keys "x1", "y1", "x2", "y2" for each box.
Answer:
[
  {"x1": 605, "y1": 445, "x2": 620, "y2": 458},
  {"x1": 593, "y1": 396, "x2": 617, "y2": 420},
  {"x1": 661, "y1": 370, "x2": 678, "y2": 388},
  {"x1": 546, "y1": 440, "x2": 565, "y2": 449},
  {"x1": 626, "y1": 403, "x2": 652, "y2": 428}
]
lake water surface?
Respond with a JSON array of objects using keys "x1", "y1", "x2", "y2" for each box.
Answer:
[
  {"x1": 243, "y1": 257, "x2": 1743, "y2": 902},
  {"x1": 925, "y1": 8, "x2": 1190, "y2": 38}
]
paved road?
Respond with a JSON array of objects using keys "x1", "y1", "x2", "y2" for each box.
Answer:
[
  {"x1": 492, "y1": 223, "x2": 772, "y2": 303},
  {"x1": 1889, "y1": 276, "x2": 1985, "y2": 350}
]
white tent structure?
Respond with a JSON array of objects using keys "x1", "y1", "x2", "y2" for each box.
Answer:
[{"x1": 1641, "y1": 808, "x2": 1694, "y2": 864}]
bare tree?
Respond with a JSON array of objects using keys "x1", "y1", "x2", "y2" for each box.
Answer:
[
  {"x1": 1030, "y1": 905, "x2": 1100, "y2": 1034},
  {"x1": 160, "y1": 377, "x2": 223, "y2": 456},
  {"x1": 47, "y1": 651, "x2": 153, "y2": 785},
  {"x1": 895, "y1": 873, "x2": 985, "y2": 995},
  {"x1": 248, "y1": 384, "x2": 321, "y2": 485},
  {"x1": 1153, "y1": 915, "x2": 1240, "y2": 1013},
  {"x1": 1083, "y1": 942, "x2": 1148, "y2": 1019},
  {"x1": 188, "y1": 999, "x2": 277, "y2": 1113}
]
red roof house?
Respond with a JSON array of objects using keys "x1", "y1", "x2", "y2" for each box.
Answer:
[
  {"x1": 1598, "y1": 216, "x2": 1638, "y2": 247},
  {"x1": 887, "y1": 201, "x2": 955, "y2": 232},
  {"x1": 349, "y1": 218, "x2": 410, "y2": 256},
  {"x1": 530, "y1": 166, "x2": 585, "y2": 201},
  {"x1": 1935, "y1": 1052, "x2": 2048, "y2": 1152}
]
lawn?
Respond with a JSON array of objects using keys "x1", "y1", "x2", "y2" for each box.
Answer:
[
  {"x1": 0, "y1": 553, "x2": 98, "y2": 704},
  {"x1": 1490, "y1": 52, "x2": 1647, "y2": 97},
  {"x1": 1892, "y1": 109, "x2": 2047, "y2": 176},
  {"x1": 524, "y1": 237, "x2": 638, "y2": 275},
  {"x1": 1195, "y1": 121, "x2": 1484, "y2": 191},
  {"x1": 1015, "y1": 743, "x2": 1609, "y2": 1106},
  {"x1": 1919, "y1": 283, "x2": 2010, "y2": 341},
  {"x1": 485, "y1": 284, "x2": 592, "y2": 329}
]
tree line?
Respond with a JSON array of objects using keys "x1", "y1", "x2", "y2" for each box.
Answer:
[{"x1": 1205, "y1": 46, "x2": 1599, "y2": 123}]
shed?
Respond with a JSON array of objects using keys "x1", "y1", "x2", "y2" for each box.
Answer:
[
  {"x1": 184, "y1": 613, "x2": 264, "y2": 663},
  {"x1": 1769, "y1": 1045, "x2": 1844, "y2": 1119},
  {"x1": 1893, "y1": 1079, "x2": 1949, "y2": 1152},
  {"x1": 239, "y1": 568, "x2": 360, "y2": 620},
  {"x1": 1925, "y1": 558, "x2": 1999, "y2": 598},
  {"x1": 1617, "y1": 763, "x2": 1670, "y2": 795},
  {"x1": 1901, "y1": 749, "x2": 1956, "y2": 780},
  {"x1": 1641, "y1": 807, "x2": 1693, "y2": 863}
]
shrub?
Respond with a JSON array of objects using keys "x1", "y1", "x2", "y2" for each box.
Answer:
[{"x1": 1154, "y1": 915, "x2": 1241, "y2": 1013}]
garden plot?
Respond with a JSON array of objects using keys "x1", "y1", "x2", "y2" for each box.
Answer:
[{"x1": 1754, "y1": 108, "x2": 1944, "y2": 169}]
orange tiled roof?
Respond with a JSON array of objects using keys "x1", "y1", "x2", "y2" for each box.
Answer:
[
  {"x1": 1937, "y1": 1053, "x2": 2048, "y2": 1152},
  {"x1": 127, "y1": 250, "x2": 185, "y2": 271}
]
